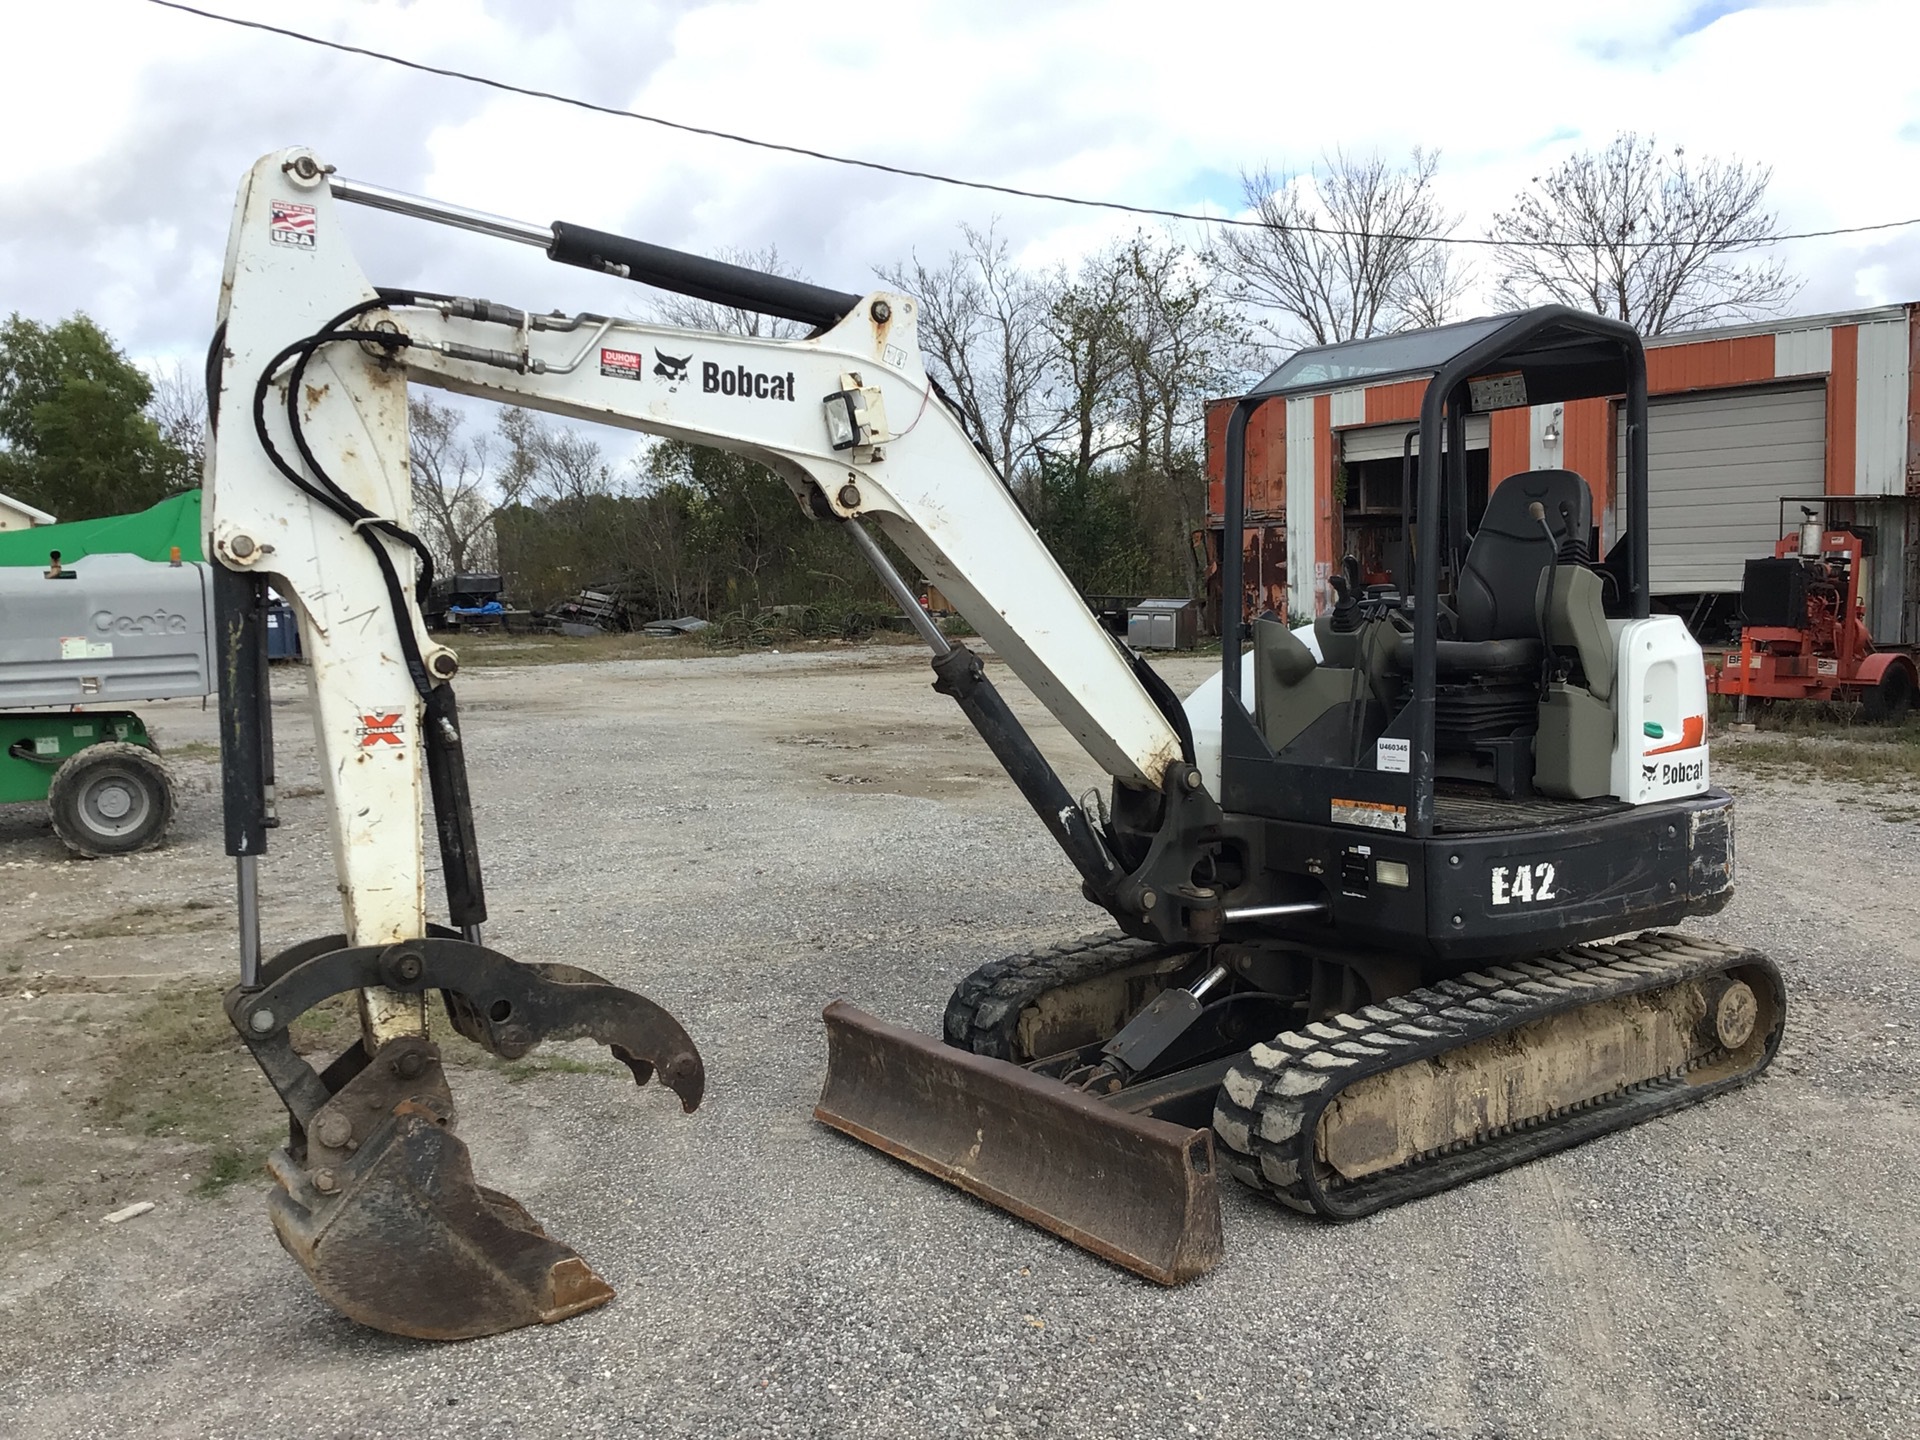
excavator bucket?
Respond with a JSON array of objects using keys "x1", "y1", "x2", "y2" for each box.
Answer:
[
  {"x1": 265, "y1": 1102, "x2": 613, "y2": 1341},
  {"x1": 228, "y1": 942, "x2": 706, "y2": 1341},
  {"x1": 814, "y1": 1001, "x2": 1223, "y2": 1285}
]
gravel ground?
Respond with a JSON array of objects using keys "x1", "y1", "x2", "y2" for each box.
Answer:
[{"x1": 1, "y1": 643, "x2": 1916, "y2": 1440}]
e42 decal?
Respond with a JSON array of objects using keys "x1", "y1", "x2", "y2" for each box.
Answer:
[{"x1": 1490, "y1": 862, "x2": 1557, "y2": 906}]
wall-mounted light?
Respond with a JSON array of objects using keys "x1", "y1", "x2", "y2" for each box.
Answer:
[{"x1": 1541, "y1": 405, "x2": 1563, "y2": 446}]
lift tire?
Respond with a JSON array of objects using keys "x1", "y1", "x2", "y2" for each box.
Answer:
[
  {"x1": 48, "y1": 741, "x2": 175, "y2": 858},
  {"x1": 942, "y1": 931, "x2": 1200, "y2": 1064},
  {"x1": 1862, "y1": 664, "x2": 1915, "y2": 724}
]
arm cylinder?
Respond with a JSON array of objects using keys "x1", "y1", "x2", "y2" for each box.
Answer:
[{"x1": 547, "y1": 222, "x2": 863, "y2": 330}]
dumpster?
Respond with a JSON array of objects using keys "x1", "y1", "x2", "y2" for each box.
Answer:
[
  {"x1": 1126, "y1": 597, "x2": 1198, "y2": 651},
  {"x1": 266, "y1": 598, "x2": 302, "y2": 660}
]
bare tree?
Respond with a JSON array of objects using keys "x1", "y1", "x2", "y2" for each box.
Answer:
[
  {"x1": 408, "y1": 396, "x2": 531, "y2": 574},
  {"x1": 1488, "y1": 133, "x2": 1801, "y2": 334},
  {"x1": 1115, "y1": 238, "x2": 1246, "y2": 595},
  {"x1": 651, "y1": 244, "x2": 813, "y2": 339},
  {"x1": 522, "y1": 423, "x2": 618, "y2": 506},
  {"x1": 1396, "y1": 240, "x2": 1475, "y2": 332},
  {"x1": 879, "y1": 222, "x2": 1062, "y2": 482},
  {"x1": 1213, "y1": 150, "x2": 1468, "y2": 347},
  {"x1": 146, "y1": 358, "x2": 208, "y2": 485}
]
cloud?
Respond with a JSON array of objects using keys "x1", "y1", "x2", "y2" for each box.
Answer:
[{"x1": 0, "y1": 0, "x2": 1911, "y2": 374}]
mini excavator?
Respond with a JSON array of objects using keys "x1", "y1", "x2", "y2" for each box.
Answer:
[{"x1": 206, "y1": 150, "x2": 1784, "y2": 1339}]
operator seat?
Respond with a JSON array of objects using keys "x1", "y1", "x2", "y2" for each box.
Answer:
[
  {"x1": 1381, "y1": 469, "x2": 1597, "y2": 797},
  {"x1": 1388, "y1": 469, "x2": 1592, "y2": 675},
  {"x1": 1456, "y1": 469, "x2": 1592, "y2": 644}
]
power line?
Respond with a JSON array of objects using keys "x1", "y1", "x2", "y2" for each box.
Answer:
[{"x1": 144, "y1": 0, "x2": 1920, "y2": 252}]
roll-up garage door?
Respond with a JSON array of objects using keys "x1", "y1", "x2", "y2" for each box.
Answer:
[
  {"x1": 1340, "y1": 414, "x2": 1490, "y2": 463},
  {"x1": 1619, "y1": 384, "x2": 1826, "y2": 593}
]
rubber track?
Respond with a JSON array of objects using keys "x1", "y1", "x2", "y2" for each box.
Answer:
[
  {"x1": 943, "y1": 931, "x2": 1198, "y2": 1062},
  {"x1": 1212, "y1": 931, "x2": 1784, "y2": 1219}
]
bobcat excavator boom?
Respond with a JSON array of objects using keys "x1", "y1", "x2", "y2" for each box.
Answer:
[
  {"x1": 207, "y1": 149, "x2": 1210, "y2": 1335},
  {"x1": 208, "y1": 150, "x2": 1781, "y2": 1337}
]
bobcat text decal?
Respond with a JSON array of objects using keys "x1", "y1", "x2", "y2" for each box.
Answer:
[{"x1": 703, "y1": 362, "x2": 796, "y2": 400}]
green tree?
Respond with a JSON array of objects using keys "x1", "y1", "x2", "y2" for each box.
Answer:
[
  {"x1": 643, "y1": 440, "x2": 878, "y2": 614},
  {"x1": 1029, "y1": 451, "x2": 1152, "y2": 596},
  {"x1": 0, "y1": 313, "x2": 193, "y2": 519}
]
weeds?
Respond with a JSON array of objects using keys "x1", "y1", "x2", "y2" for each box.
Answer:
[
  {"x1": 196, "y1": 1146, "x2": 258, "y2": 1196},
  {"x1": 1717, "y1": 733, "x2": 1920, "y2": 787},
  {"x1": 1708, "y1": 691, "x2": 1920, "y2": 735},
  {"x1": 454, "y1": 631, "x2": 703, "y2": 667},
  {"x1": 52, "y1": 900, "x2": 225, "y2": 942},
  {"x1": 92, "y1": 989, "x2": 350, "y2": 1145},
  {"x1": 79, "y1": 982, "x2": 621, "y2": 1207},
  {"x1": 494, "y1": 1055, "x2": 624, "y2": 1085},
  {"x1": 702, "y1": 599, "x2": 916, "y2": 649}
]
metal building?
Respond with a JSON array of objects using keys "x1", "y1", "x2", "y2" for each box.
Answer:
[{"x1": 1204, "y1": 303, "x2": 1920, "y2": 642}]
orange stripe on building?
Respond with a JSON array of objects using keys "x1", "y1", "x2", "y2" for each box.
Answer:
[
  {"x1": 1489, "y1": 408, "x2": 1530, "y2": 490},
  {"x1": 1204, "y1": 398, "x2": 1287, "y2": 517},
  {"x1": 1827, "y1": 324, "x2": 1858, "y2": 496},
  {"x1": 1646, "y1": 334, "x2": 1773, "y2": 393},
  {"x1": 1562, "y1": 398, "x2": 1612, "y2": 519},
  {"x1": 1363, "y1": 379, "x2": 1428, "y2": 424},
  {"x1": 1204, "y1": 399, "x2": 1230, "y2": 517}
]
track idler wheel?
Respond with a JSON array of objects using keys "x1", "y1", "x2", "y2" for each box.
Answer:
[{"x1": 228, "y1": 937, "x2": 704, "y2": 1340}]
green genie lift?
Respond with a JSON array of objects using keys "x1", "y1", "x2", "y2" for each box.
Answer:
[{"x1": 0, "y1": 491, "x2": 215, "y2": 855}]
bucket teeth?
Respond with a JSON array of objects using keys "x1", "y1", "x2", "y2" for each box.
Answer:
[{"x1": 268, "y1": 1104, "x2": 614, "y2": 1341}]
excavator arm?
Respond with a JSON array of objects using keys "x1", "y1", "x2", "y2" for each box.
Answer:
[{"x1": 207, "y1": 150, "x2": 1222, "y2": 1336}]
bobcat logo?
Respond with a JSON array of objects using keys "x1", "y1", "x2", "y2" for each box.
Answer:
[
  {"x1": 1641, "y1": 763, "x2": 1658, "y2": 783},
  {"x1": 654, "y1": 350, "x2": 692, "y2": 382}
]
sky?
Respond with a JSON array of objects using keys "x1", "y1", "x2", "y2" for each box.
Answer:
[{"x1": 1, "y1": 0, "x2": 1916, "y2": 379}]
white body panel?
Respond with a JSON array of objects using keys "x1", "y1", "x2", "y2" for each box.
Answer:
[
  {"x1": 1284, "y1": 397, "x2": 1317, "y2": 619},
  {"x1": 1184, "y1": 626, "x2": 1320, "y2": 797},
  {"x1": 407, "y1": 320, "x2": 1180, "y2": 788},
  {"x1": 0, "y1": 555, "x2": 215, "y2": 708},
  {"x1": 1188, "y1": 621, "x2": 1709, "y2": 809},
  {"x1": 1609, "y1": 616, "x2": 1710, "y2": 804},
  {"x1": 208, "y1": 157, "x2": 433, "y2": 978}
]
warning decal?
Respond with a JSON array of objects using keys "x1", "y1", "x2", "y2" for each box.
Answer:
[
  {"x1": 357, "y1": 713, "x2": 404, "y2": 748},
  {"x1": 270, "y1": 200, "x2": 317, "y2": 249},
  {"x1": 1331, "y1": 798, "x2": 1407, "y2": 833},
  {"x1": 600, "y1": 348, "x2": 644, "y2": 380}
]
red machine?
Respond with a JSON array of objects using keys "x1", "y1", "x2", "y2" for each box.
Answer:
[{"x1": 1708, "y1": 501, "x2": 1917, "y2": 721}]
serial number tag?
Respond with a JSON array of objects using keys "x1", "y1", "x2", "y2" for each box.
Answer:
[{"x1": 1491, "y1": 862, "x2": 1557, "y2": 906}]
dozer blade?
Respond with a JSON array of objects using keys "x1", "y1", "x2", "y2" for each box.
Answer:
[
  {"x1": 815, "y1": 1001, "x2": 1223, "y2": 1285},
  {"x1": 266, "y1": 1102, "x2": 614, "y2": 1341}
]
